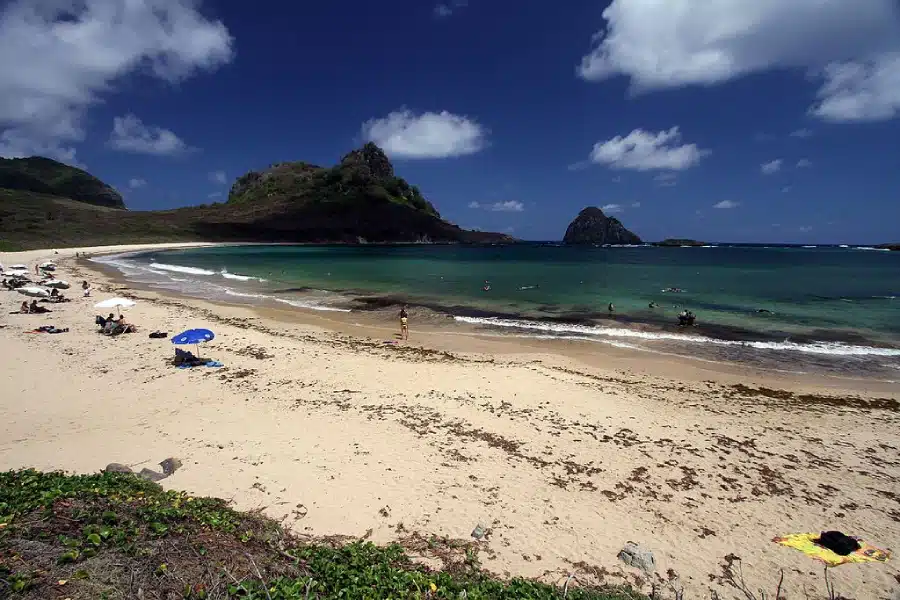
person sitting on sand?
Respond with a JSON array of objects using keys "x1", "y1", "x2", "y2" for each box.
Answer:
[
  {"x1": 50, "y1": 287, "x2": 59, "y2": 298},
  {"x1": 82, "y1": 280, "x2": 91, "y2": 297},
  {"x1": 20, "y1": 301, "x2": 29, "y2": 313},
  {"x1": 399, "y1": 305, "x2": 409, "y2": 340},
  {"x1": 29, "y1": 300, "x2": 49, "y2": 314}
]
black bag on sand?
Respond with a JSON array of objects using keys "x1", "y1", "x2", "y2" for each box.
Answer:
[
  {"x1": 814, "y1": 531, "x2": 860, "y2": 555},
  {"x1": 149, "y1": 331, "x2": 168, "y2": 339}
]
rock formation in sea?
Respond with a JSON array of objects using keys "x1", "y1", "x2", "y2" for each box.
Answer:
[
  {"x1": 655, "y1": 238, "x2": 705, "y2": 247},
  {"x1": 562, "y1": 207, "x2": 642, "y2": 245}
]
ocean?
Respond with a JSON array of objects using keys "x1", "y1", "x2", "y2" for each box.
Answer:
[{"x1": 94, "y1": 243, "x2": 900, "y2": 378}]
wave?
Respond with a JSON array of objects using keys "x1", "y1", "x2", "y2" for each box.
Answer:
[
  {"x1": 220, "y1": 269, "x2": 266, "y2": 282},
  {"x1": 149, "y1": 262, "x2": 216, "y2": 276},
  {"x1": 854, "y1": 246, "x2": 890, "y2": 252},
  {"x1": 454, "y1": 316, "x2": 900, "y2": 357},
  {"x1": 273, "y1": 297, "x2": 351, "y2": 312}
]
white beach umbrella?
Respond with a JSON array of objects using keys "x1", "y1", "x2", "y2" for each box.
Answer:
[
  {"x1": 39, "y1": 262, "x2": 57, "y2": 271},
  {"x1": 17, "y1": 286, "x2": 50, "y2": 298},
  {"x1": 10, "y1": 264, "x2": 27, "y2": 270},
  {"x1": 43, "y1": 280, "x2": 70, "y2": 289},
  {"x1": 94, "y1": 297, "x2": 136, "y2": 316}
]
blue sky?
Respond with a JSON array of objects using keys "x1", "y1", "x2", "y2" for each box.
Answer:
[{"x1": 1, "y1": 0, "x2": 899, "y2": 243}]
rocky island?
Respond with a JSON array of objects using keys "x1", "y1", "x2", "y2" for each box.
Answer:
[
  {"x1": 562, "y1": 206, "x2": 642, "y2": 245},
  {"x1": 655, "y1": 238, "x2": 706, "y2": 247},
  {"x1": 0, "y1": 143, "x2": 513, "y2": 250}
]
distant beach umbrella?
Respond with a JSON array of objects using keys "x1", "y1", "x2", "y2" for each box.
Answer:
[
  {"x1": 171, "y1": 328, "x2": 215, "y2": 357},
  {"x1": 94, "y1": 297, "x2": 136, "y2": 316},
  {"x1": 39, "y1": 262, "x2": 56, "y2": 271},
  {"x1": 9, "y1": 264, "x2": 27, "y2": 270},
  {"x1": 17, "y1": 287, "x2": 50, "y2": 298},
  {"x1": 43, "y1": 279, "x2": 70, "y2": 289}
]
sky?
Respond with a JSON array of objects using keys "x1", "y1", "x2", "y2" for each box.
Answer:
[{"x1": 1, "y1": 0, "x2": 899, "y2": 243}]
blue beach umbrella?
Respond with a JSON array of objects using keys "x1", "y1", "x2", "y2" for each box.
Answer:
[{"x1": 171, "y1": 328, "x2": 215, "y2": 356}]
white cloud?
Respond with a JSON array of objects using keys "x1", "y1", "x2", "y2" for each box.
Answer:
[
  {"x1": 653, "y1": 172, "x2": 677, "y2": 186},
  {"x1": 588, "y1": 127, "x2": 709, "y2": 171},
  {"x1": 468, "y1": 200, "x2": 524, "y2": 212},
  {"x1": 128, "y1": 178, "x2": 146, "y2": 189},
  {"x1": 611, "y1": 176, "x2": 622, "y2": 183},
  {"x1": 761, "y1": 159, "x2": 783, "y2": 175},
  {"x1": 796, "y1": 158, "x2": 812, "y2": 168},
  {"x1": 109, "y1": 115, "x2": 192, "y2": 156},
  {"x1": 208, "y1": 191, "x2": 222, "y2": 199},
  {"x1": 209, "y1": 170, "x2": 227, "y2": 185},
  {"x1": 434, "y1": 0, "x2": 467, "y2": 18},
  {"x1": 576, "y1": 0, "x2": 900, "y2": 122},
  {"x1": 713, "y1": 200, "x2": 739, "y2": 209},
  {"x1": 631, "y1": 201, "x2": 641, "y2": 208},
  {"x1": 601, "y1": 203, "x2": 624, "y2": 214},
  {"x1": 782, "y1": 186, "x2": 792, "y2": 193},
  {"x1": 799, "y1": 225, "x2": 813, "y2": 233},
  {"x1": 489, "y1": 200, "x2": 524, "y2": 212},
  {"x1": 0, "y1": 0, "x2": 233, "y2": 164},
  {"x1": 790, "y1": 128, "x2": 814, "y2": 138},
  {"x1": 361, "y1": 109, "x2": 486, "y2": 159}
]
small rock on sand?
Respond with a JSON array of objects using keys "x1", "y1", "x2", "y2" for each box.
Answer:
[{"x1": 617, "y1": 541, "x2": 655, "y2": 574}]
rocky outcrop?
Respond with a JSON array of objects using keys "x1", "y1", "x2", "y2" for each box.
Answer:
[
  {"x1": 0, "y1": 156, "x2": 125, "y2": 209},
  {"x1": 562, "y1": 207, "x2": 642, "y2": 245},
  {"x1": 656, "y1": 238, "x2": 705, "y2": 247},
  {"x1": 877, "y1": 243, "x2": 900, "y2": 251},
  {"x1": 0, "y1": 143, "x2": 515, "y2": 248}
]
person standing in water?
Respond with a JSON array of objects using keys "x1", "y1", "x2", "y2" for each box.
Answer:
[
  {"x1": 607, "y1": 302, "x2": 615, "y2": 315},
  {"x1": 399, "y1": 305, "x2": 409, "y2": 340}
]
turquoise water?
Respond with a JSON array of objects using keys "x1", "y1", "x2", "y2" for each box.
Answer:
[{"x1": 96, "y1": 244, "x2": 900, "y2": 377}]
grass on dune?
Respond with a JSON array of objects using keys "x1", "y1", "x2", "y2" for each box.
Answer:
[{"x1": 0, "y1": 469, "x2": 645, "y2": 599}]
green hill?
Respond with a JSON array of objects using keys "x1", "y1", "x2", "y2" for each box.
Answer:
[
  {"x1": 0, "y1": 145, "x2": 513, "y2": 250},
  {"x1": 0, "y1": 157, "x2": 125, "y2": 209}
]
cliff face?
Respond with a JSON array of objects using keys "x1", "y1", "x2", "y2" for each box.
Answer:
[
  {"x1": 562, "y1": 207, "x2": 642, "y2": 245},
  {"x1": 0, "y1": 157, "x2": 125, "y2": 209}
]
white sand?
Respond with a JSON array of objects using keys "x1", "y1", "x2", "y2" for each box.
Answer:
[{"x1": 1, "y1": 244, "x2": 898, "y2": 599}]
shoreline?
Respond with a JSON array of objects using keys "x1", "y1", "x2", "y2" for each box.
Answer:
[
  {"x1": 88, "y1": 246, "x2": 900, "y2": 390},
  {"x1": 2, "y1": 243, "x2": 899, "y2": 599}
]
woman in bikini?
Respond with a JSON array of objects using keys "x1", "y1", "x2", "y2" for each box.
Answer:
[{"x1": 399, "y1": 305, "x2": 409, "y2": 340}]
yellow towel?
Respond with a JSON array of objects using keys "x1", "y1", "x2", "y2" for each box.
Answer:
[{"x1": 773, "y1": 533, "x2": 890, "y2": 567}]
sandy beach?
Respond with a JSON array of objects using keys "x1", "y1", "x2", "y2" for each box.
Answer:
[{"x1": 1, "y1": 244, "x2": 898, "y2": 599}]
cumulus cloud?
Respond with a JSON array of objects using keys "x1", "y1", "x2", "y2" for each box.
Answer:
[
  {"x1": 601, "y1": 203, "x2": 624, "y2": 214},
  {"x1": 128, "y1": 178, "x2": 147, "y2": 189},
  {"x1": 713, "y1": 200, "x2": 739, "y2": 209},
  {"x1": 761, "y1": 159, "x2": 783, "y2": 175},
  {"x1": 468, "y1": 200, "x2": 524, "y2": 212},
  {"x1": 434, "y1": 0, "x2": 467, "y2": 18},
  {"x1": 109, "y1": 115, "x2": 192, "y2": 156},
  {"x1": 576, "y1": 0, "x2": 900, "y2": 122},
  {"x1": 209, "y1": 170, "x2": 227, "y2": 185},
  {"x1": 796, "y1": 158, "x2": 812, "y2": 168},
  {"x1": 0, "y1": 0, "x2": 233, "y2": 164},
  {"x1": 588, "y1": 127, "x2": 709, "y2": 171},
  {"x1": 361, "y1": 109, "x2": 486, "y2": 159}
]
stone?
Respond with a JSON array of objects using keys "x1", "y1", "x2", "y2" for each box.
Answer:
[
  {"x1": 471, "y1": 525, "x2": 486, "y2": 540},
  {"x1": 159, "y1": 457, "x2": 182, "y2": 477},
  {"x1": 103, "y1": 463, "x2": 133, "y2": 474},
  {"x1": 562, "y1": 207, "x2": 642, "y2": 245},
  {"x1": 617, "y1": 541, "x2": 655, "y2": 574}
]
